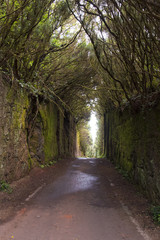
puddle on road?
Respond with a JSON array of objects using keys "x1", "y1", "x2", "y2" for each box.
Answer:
[
  {"x1": 70, "y1": 171, "x2": 98, "y2": 192},
  {"x1": 46, "y1": 170, "x2": 99, "y2": 201},
  {"x1": 89, "y1": 160, "x2": 94, "y2": 164},
  {"x1": 72, "y1": 164, "x2": 80, "y2": 168},
  {"x1": 38, "y1": 160, "x2": 99, "y2": 202}
]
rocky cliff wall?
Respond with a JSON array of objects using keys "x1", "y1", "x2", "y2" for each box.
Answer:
[
  {"x1": 104, "y1": 106, "x2": 160, "y2": 203},
  {"x1": 0, "y1": 77, "x2": 29, "y2": 181},
  {"x1": 0, "y1": 76, "x2": 76, "y2": 182}
]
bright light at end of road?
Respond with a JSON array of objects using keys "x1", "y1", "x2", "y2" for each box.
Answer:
[{"x1": 89, "y1": 112, "x2": 98, "y2": 144}]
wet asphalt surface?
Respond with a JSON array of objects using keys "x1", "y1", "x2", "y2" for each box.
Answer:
[{"x1": 0, "y1": 158, "x2": 148, "y2": 240}]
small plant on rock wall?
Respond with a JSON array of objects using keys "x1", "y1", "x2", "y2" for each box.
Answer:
[
  {"x1": 40, "y1": 164, "x2": 45, "y2": 169},
  {"x1": 40, "y1": 160, "x2": 57, "y2": 169},
  {"x1": 115, "y1": 165, "x2": 130, "y2": 180},
  {"x1": 150, "y1": 206, "x2": 160, "y2": 224},
  {"x1": 0, "y1": 180, "x2": 13, "y2": 193}
]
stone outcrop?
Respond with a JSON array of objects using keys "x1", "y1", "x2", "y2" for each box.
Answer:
[{"x1": 0, "y1": 75, "x2": 76, "y2": 182}]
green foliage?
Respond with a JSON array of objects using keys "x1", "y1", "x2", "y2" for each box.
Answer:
[
  {"x1": 0, "y1": 180, "x2": 13, "y2": 193},
  {"x1": 40, "y1": 164, "x2": 45, "y2": 169},
  {"x1": 68, "y1": 0, "x2": 160, "y2": 111},
  {"x1": 77, "y1": 120, "x2": 93, "y2": 157},
  {"x1": 0, "y1": 0, "x2": 98, "y2": 122},
  {"x1": 0, "y1": 0, "x2": 76, "y2": 85},
  {"x1": 150, "y1": 206, "x2": 160, "y2": 224},
  {"x1": 40, "y1": 160, "x2": 57, "y2": 168},
  {"x1": 94, "y1": 114, "x2": 104, "y2": 157},
  {"x1": 115, "y1": 165, "x2": 130, "y2": 180}
]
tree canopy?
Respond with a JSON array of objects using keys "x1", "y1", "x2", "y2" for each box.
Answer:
[
  {"x1": 67, "y1": 0, "x2": 160, "y2": 111},
  {"x1": 0, "y1": 0, "x2": 97, "y2": 121},
  {"x1": 0, "y1": 0, "x2": 160, "y2": 119}
]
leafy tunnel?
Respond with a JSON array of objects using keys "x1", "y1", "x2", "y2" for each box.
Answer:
[{"x1": 0, "y1": 0, "x2": 160, "y2": 201}]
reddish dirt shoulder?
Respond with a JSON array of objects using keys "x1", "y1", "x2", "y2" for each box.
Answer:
[{"x1": 0, "y1": 158, "x2": 72, "y2": 224}]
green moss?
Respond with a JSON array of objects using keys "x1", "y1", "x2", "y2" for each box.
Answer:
[
  {"x1": 58, "y1": 111, "x2": 65, "y2": 156},
  {"x1": 6, "y1": 88, "x2": 31, "y2": 169},
  {"x1": 106, "y1": 107, "x2": 160, "y2": 203},
  {"x1": 112, "y1": 114, "x2": 134, "y2": 174},
  {"x1": 137, "y1": 168, "x2": 147, "y2": 188},
  {"x1": 12, "y1": 106, "x2": 26, "y2": 129},
  {"x1": 6, "y1": 88, "x2": 16, "y2": 102},
  {"x1": 7, "y1": 89, "x2": 29, "y2": 131},
  {"x1": 39, "y1": 103, "x2": 58, "y2": 163},
  {"x1": 122, "y1": 157, "x2": 133, "y2": 173}
]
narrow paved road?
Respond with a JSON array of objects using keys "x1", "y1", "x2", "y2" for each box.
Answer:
[{"x1": 0, "y1": 158, "x2": 151, "y2": 240}]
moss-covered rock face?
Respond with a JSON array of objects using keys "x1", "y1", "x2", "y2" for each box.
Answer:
[
  {"x1": 28, "y1": 112, "x2": 45, "y2": 167},
  {"x1": 0, "y1": 77, "x2": 30, "y2": 181},
  {"x1": 38, "y1": 104, "x2": 76, "y2": 163},
  {"x1": 39, "y1": 103, "x2": 58, "y2": 163},
  {"x1": 105, "y1": 107, "x2": 160, "y2": 203},
  {"x1": 0, "y1": 74, "x2": 77, "y2": 182}
]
